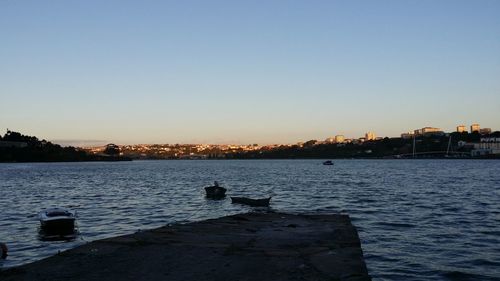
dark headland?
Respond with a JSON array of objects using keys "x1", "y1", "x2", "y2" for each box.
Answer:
[
  {"x1": 0, "y1": 130, "x2": 130, "y2": 162},
  {"x1": 0, "y1": 212, "x2": 371, "y2": 281}
]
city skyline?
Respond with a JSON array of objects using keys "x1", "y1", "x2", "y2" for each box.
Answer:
[
  {"x1": 46, "y1": 122, "x2": 496, "y2": 147},
  {"x1": 1, "y1": 1, "x2": 499, "y2": 144}
]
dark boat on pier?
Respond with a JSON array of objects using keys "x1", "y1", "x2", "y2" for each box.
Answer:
[
  {"x1": 204, "y1": 181, "x2": 227, "y2": 199},
  {"x1": 231, "y1": 196, "x2": 271, "y2": 207}
]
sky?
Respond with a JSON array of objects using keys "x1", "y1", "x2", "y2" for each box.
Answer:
[{"x1": 1, "y1": 0, "x2": 499, "y2": 145}]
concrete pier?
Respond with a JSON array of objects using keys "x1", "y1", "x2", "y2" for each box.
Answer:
[{"x1": 0, "y1": 212, "x2": 371, "y2": 281}]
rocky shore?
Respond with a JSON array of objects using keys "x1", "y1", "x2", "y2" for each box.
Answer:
[{"x1": 1, "y1": 212, "x2": 371, "y2": 281}]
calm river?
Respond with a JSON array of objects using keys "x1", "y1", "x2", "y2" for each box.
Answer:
[{"x1": 0, "y1": 160, "x2": 499, "y2": 280}]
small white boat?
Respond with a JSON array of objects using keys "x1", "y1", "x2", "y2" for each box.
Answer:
[{"x1": 38, "y1": 208, "x2": 76, "y2": 234}]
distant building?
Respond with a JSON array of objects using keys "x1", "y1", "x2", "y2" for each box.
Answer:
[
  {"x1": 481, "y1": 137, "x2": 500, "y2": 142},
  {"x1": 471, "y1": 138, "x2": 500, "y2": 156},
  {"x1": 335, "y1": 135, "x2": 345, "y2": 143},
  {"x1": 471, "y1": 124, "x2": 480, "y2": 133},
  {"x1": 414, "y1": 127, "x2": 443, "y2": 136},
  {"x1": 401, "y1": 131, "x2": 415, "y2": 139},
  {"x1": 365, "y1": 132, "x2": 376, "y2": 141},
  {"x1": 325, "y1": 137, "x2": 335, "y2": 143},
  {"x1": 479, "y1": 128, "x2": 492, "y2": 135},
  {"x1": 456, "y1": 125, "x2": 466, "y2": 133}
]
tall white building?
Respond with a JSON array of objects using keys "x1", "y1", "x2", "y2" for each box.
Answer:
[
  {"x1": 365, "y1": 132, "x2": 376, "y2": 141},
  {"x1": 335, "y1": 135, "x2": 345, "y2": 143},
  {"x1": 471, "y1": 124, "x2": 480, "y2": 133}
]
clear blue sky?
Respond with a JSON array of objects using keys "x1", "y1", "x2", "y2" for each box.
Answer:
[{"x1": 1, "y1": 0, "x2": 499, "y2": 145}]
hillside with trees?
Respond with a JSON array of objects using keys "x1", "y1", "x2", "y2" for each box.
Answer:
[{"x1": 0, "y1": 130, "x2": 130, "y2": 162}]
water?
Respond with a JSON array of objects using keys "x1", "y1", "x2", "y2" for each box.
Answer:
[{"x1": 0, "y1": 160, "x2": 499, "y2": 280}]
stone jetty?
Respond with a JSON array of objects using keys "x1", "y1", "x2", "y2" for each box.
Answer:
[{"x1": 0, "y1": 212, "x2": 371, "y2": 281}]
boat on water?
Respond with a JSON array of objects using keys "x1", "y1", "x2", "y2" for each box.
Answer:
[
  {"x1": 204, "y1": 181, "x2": 227, "y2": 199},
  {"x1": 38, "y1": 208, "x2": 76, "y2": 235},
  {"x1": 323, "y1": 160, "x2": 334, "y2": 165},
  {"x1": 231, "y1": 196, "x2": 271, "y2": 207},
  {"x1": 0, "y1": 242, "x2": 7, "y2": 259}
]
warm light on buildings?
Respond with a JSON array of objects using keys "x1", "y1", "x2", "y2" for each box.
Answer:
[
  {"x1": 335, "y1": 135, "x2": 345, "y2": 143},
  {"x1": 414, "y1": 127, "x2": 442, "y2": 136},
  {"x1": 471, "y1": 123, "x2": 480, "y2": 133},
  {"x1": 401, "y1": 131, "x2": 415, "y2": 139},
  {"x1": 365, "y1": 132, "x2": 376, "y2": 141},
  {"x1": 479, "y1": 128, "x2": 491, "y2": 135},
  {"x1": 456, "y1": 125, "x2": 466, "y2": 133},
  {"x1": 325, "y1": 137, "x2": 335, "y2": 143}
]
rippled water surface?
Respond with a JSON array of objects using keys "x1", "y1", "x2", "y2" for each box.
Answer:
[{"x1": 1, "y1": 160, "x2": 499, "y2": 280}]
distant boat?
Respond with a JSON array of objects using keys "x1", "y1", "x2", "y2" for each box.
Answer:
[
  {"x1": 0, "y1": 242, "x2": 7, "y2": 259},
  {"x1": 204, "y1": 181, "x2": 227, "y2": 199},
  {"x1": 38, "y1": 208, "x2": 76, "y2": 235},
  {"x1": 231, "y1": 196, "x2": 271, "y2": 207},
  {"x1": 323, "y1": 160, "x2": 334, "y2": 165}
]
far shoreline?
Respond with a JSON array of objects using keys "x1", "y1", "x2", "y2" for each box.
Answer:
[{"x1": 2, "y1": 157, "x2": 499, "y2": 164}]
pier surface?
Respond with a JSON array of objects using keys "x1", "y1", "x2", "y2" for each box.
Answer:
[{"x1": 1, "y1": 212, "x2": 371, "y2": 281}]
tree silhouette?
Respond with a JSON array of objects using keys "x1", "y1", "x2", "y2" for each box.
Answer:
[{"x1": 103, "y1": 144, "x2": 120, "y2": 156}]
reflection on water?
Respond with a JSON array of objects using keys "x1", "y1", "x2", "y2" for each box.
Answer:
[{"x1": 1, "y1": 160, "x2": 500, "y2": 280}]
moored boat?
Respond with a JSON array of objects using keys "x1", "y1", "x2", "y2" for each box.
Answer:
[
  {"x1": 0, "y1": 242, "x2": 7, "y2": 259},
  {"x1": 204, "y1": 181, "x2": 227, "y2": 199},
  {"x1": 231, "y1": 196, "x2": 271, "y2": 207},
  {"x1": 323, "y1": 160, "x2": 334, "y2": 165},
  {"x1": 38, "y1": 208, "x2": 76, "y2": 235}
]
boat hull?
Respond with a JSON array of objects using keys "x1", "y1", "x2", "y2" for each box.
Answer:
[
  {"x1": 39, "y1": 208, "x2": 76, "y2": 235},
  {"x1": 40, "y1": 218, "x2": 75, "y2": 235},
  {"x1": 231, "y1": 197, "x2": 271, "y2": 207},
  {"x1": 205, "y1": 186, "x2": 227, "y2": 199}
]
